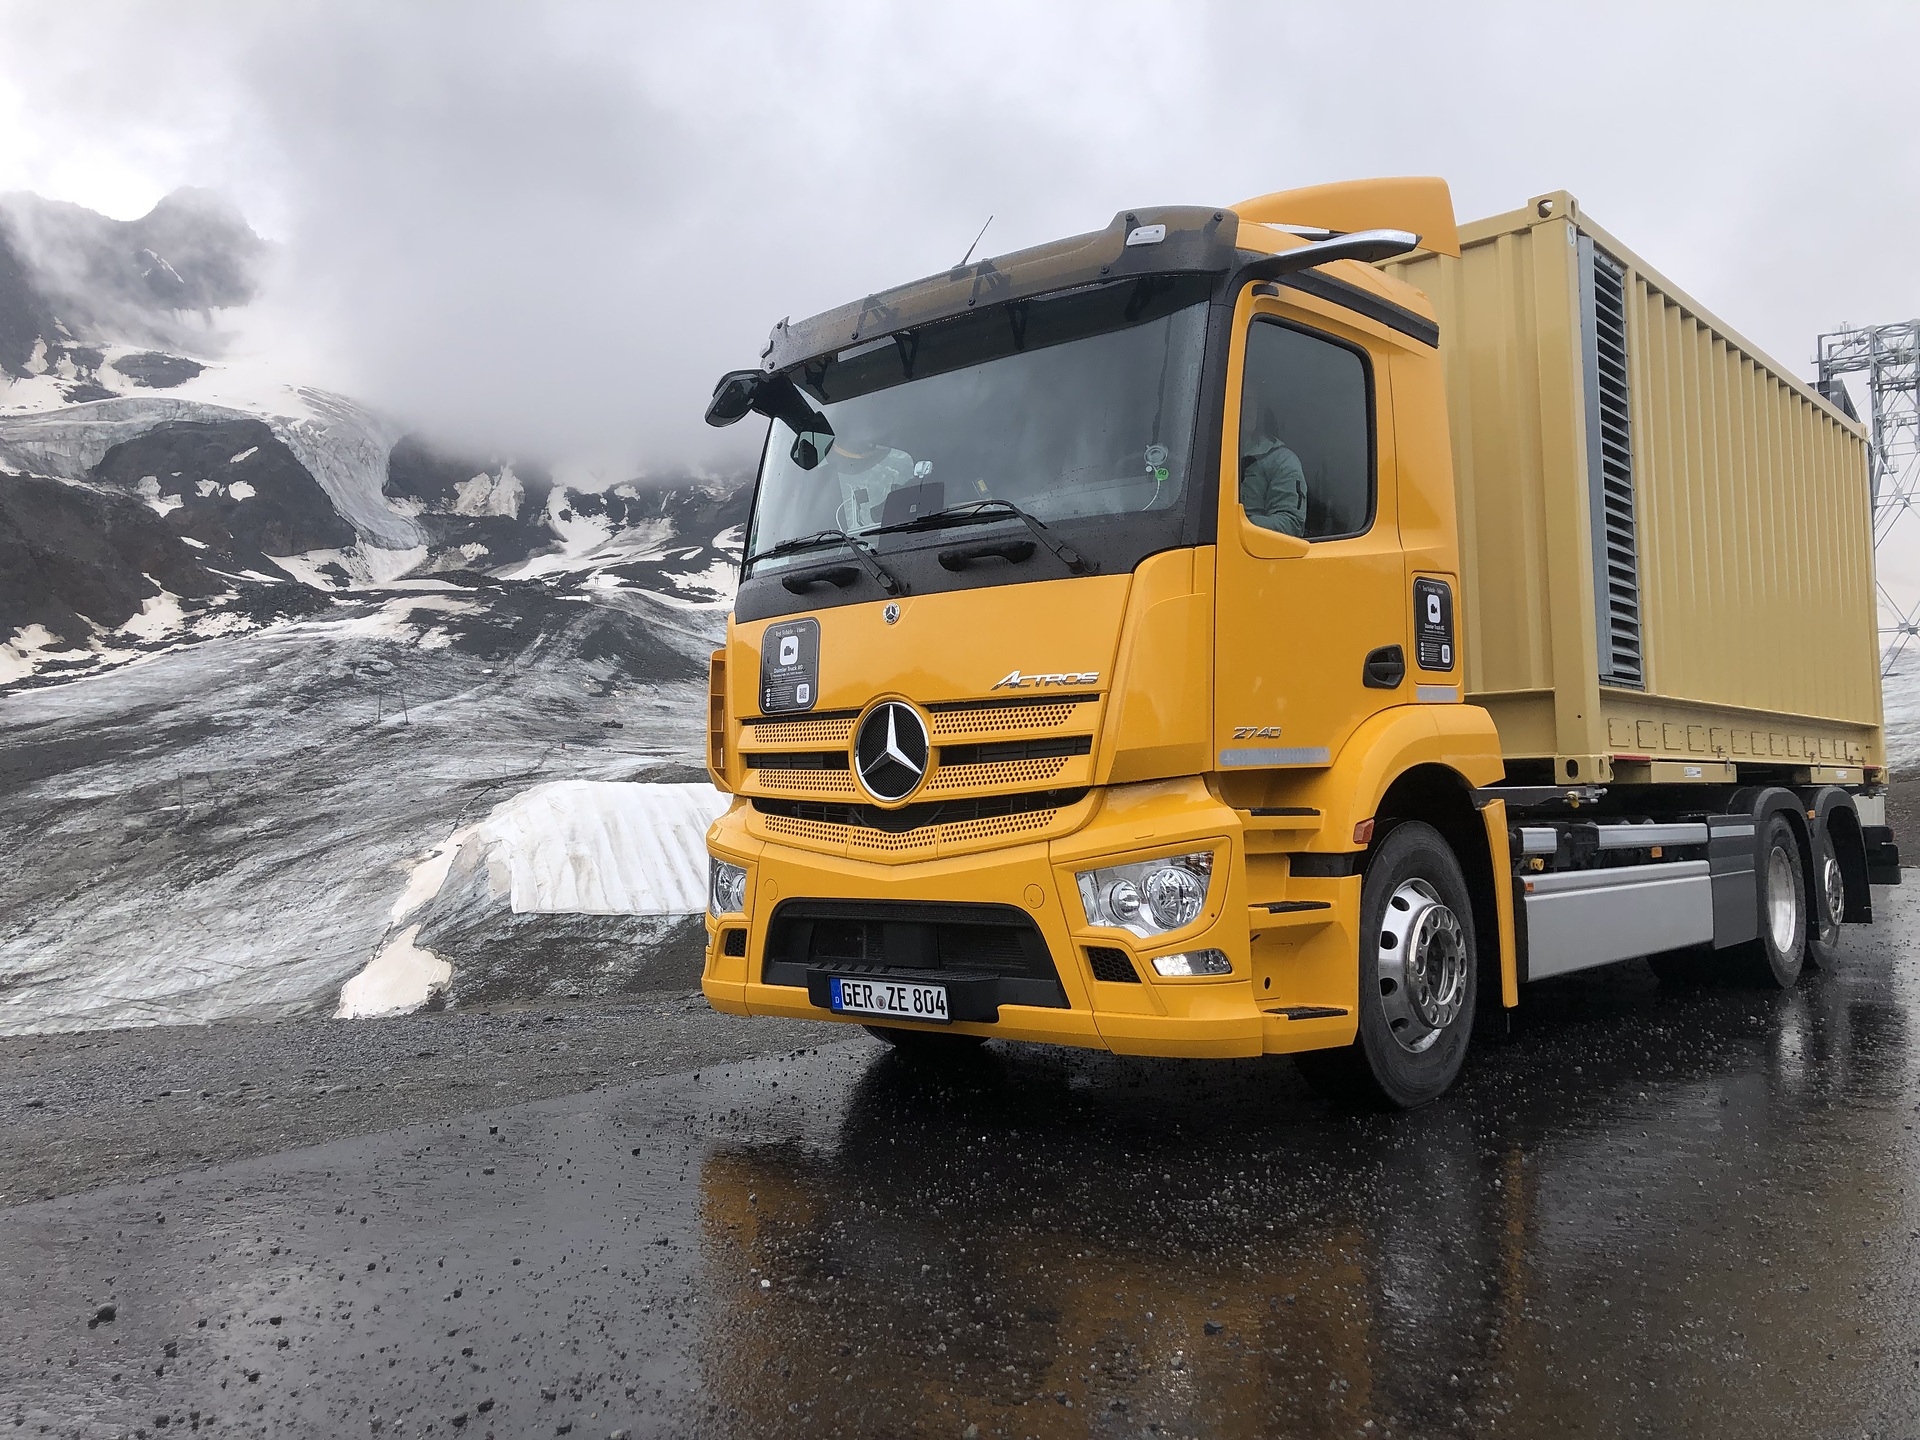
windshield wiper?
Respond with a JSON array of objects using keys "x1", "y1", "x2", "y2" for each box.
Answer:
[
  {"x1": 744, "y1": 529, "x2": 902, "y2": 594},
  {"x1": 865, "y1": 500, "x2": 1094, "y2": 574}
]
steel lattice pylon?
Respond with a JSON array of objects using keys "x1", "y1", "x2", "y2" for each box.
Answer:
[{"x1": 1816, "y1": 321, "x2": 1920, "y2": 673}]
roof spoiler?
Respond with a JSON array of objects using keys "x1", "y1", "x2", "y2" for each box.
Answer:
[{"x1": 1233, "y1": 177, "x2": 1461, "y2": 258}]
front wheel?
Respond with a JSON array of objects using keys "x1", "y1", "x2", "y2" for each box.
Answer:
[{"x1": 1297, "y1": 820, "x2": 1478, "y2": 1109}]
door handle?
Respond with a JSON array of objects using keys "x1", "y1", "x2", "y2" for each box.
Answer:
[{"x1": 1363, "y1": 645, "x2": 1406, "y2": 689}]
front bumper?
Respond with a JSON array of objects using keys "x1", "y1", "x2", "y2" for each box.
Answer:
[{"x1": 701, "y1": 777, "x2": 1361, "y2": 1059}]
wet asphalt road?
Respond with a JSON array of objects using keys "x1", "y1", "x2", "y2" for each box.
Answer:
[{"x1": 5, "y1": 888, "x2": 1920, "y2": 1439}]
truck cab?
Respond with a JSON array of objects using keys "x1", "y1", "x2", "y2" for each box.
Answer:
[{"x1": 698, "y1": 178, "x2": 1894, "y2": 1107}]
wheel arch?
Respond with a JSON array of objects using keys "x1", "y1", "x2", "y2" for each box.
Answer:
[
  {"x1": 1373, "y1": 762, "x2": 1509, "y2": 1017},
  {"x1": 1805, "y1": 786, "x2": 1871, "y2": 924},
  {"x1": 1733, "y1": 784, "x2": 1817, "y2": 914}
]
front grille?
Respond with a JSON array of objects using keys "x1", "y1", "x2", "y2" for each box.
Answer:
[
  {"x1": 741, "y1": 713, "x2": 857, "y2": 747},
  {"x1": 754, "y1": 788, "x2": 1085, "y2": 834},
  {"x1": 922, "y1": 755, "x2": 1070, "y2": 793},
  {"x1": 763, "y1": 899, "x2": 1068, "y2": 1014},
  {"x1": 1086, "y1": 946, "x2": 1139, "y2": 983},
  {"x1": 746, "y1": 751, "x2": 848, "y2": 770},
  {"x1": 936, "y1": 735, "x2": 1092, "y2": 766},
  {"x1": 927, "y1": 694, "x2": 1096, "y2": 739}
]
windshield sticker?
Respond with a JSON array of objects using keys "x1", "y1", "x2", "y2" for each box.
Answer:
[{"x1": 761, "y1": 618, "x2": 821, "y2": 713}]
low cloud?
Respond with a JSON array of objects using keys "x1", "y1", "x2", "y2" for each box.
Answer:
[{"x1": 1, "y1": 1, "x2": 1915, "y2": 471}]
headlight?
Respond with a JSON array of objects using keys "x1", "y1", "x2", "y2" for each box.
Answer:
[
  {"x1": 708, "y1": 857, "x2": 748, "y2": 917},
  {"x1": 1075, "y1": 851, "x2": 1214, "y2": 937}
]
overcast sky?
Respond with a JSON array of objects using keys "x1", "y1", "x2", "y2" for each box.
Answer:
[{"x1": 1, "y1": 1, "x2": 1915, "y2": 470}]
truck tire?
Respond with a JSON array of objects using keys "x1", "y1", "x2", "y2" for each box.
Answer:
[
  {"x1": 1736, "y1": 813, "x2": 1808, "y2": 988},
  {"x1": 863, "y1": 1025, "x2": 989, "y2": 1057},
  {"x1": 1807, "y1": 827, "x2": 1845, "y2": 971},
  {"x1": 1297, "y1": 821, "x2": 1477, "y2": 1109}
]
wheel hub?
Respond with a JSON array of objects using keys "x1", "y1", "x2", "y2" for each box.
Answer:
[
  {"x1": 1821, "y1": 853, "x2": 1845, "y2": 932},
  {"x1": 1377, "y1": 878, "x2": 1468, "y2": 1054}
]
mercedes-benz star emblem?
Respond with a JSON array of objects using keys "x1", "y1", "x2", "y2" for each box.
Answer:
[
  {"x1": 853, "y1": 701, "x2": 928, "y2": 803},
  {"x1": 883, "y1": 602, "x2": 900, "y2": 625}
]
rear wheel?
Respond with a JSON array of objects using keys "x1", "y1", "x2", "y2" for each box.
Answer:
[
  {"x1": 1297, "y1": 821, "x2": 1477, "y2": 1110},
  {"x1": 1806, "y1": 827, "x2": 1845, "y2": 971},
  {"x1": 1737, "y1": 813, "x2": 1808, "y2": 988},
  {"x1": 862, "y1": 1025, "x2": 989, "y2": 1057}
]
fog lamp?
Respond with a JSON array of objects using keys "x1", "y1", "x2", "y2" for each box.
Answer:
[
  {"x1": 708, "y1": 856, "x2": 748, "y2": 917},
  {"x1": 1150, "y1": 948, "x2": 1232, "y2": 978}
]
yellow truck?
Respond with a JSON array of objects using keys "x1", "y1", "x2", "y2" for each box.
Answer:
[{"x1": 698, "y1": 177, "x2": 1901, "y2": 1107}]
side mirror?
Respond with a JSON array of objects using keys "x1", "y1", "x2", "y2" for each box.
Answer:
[{"x1": 705, "y1": 370, "x2": 762, "y2": 427}]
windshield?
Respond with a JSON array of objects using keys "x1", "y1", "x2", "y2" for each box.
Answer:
[{"x1": 744, "y1": 274, "x2": 1211, "y2": 577}]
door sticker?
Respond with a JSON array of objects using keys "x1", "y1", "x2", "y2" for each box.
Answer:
[
  {"x1": 760, "y1": 618, "x2": 820, "y2": 713},
  {"x1": 1414, "y1": 578, "x2": 1455, "y2": 671}
]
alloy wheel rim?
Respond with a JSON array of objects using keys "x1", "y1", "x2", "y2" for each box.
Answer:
[
  {"x1": 1766, "y1": 844, "x2": 1800, "y2": 955},
  {"x1": 1377, "y1": 877, "x2": 1467, "y2": 1054}
]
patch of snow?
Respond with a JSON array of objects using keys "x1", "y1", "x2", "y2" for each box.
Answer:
[
  {"x1": 505, "y1": 485, "x2": 676, "y2": 580},
  {"x1": 228, "y1": 446, "x2": 258, "y2": 464},
  {"x1": 227, "y1": 480, "x2": 256, "y2": 500},
  {"x1": 475, "y1": 780, "x2": 728, "y2": 915},
  {"x1": 285, "y1": 592, "x2": 478, "y2": 645},
  {"x1": 390, "y1": 837, "x2": 463, "y2": 922},
  {"x1": 334, "y1": 924, "x2": 452, "y2": 1019},
  {"x1": 364, "y1": 543, "x2": 427, "y2": 585},
  {"x1": 0, "y1": 623, "x2": 65, "y2": 684},
  {"x1": 120, "y1": 588, "x2": 188, "y2": 643},
  {"x1": 195, "y1": 479, "x2": 221, "y2": 497},
  {"x1": 407, "y1": 779, "x2": 728, "y2": 920},
  {"x1": 135, "y1": 475, "x2": 182, "y2": 515},
  {"x1": 181, "y1": 536, "x2": 208, "y2": 549}
]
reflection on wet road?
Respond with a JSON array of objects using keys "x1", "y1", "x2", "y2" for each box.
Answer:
[{"x1": 6, "y1": 889, "x2": 1920, "y2": 1438}]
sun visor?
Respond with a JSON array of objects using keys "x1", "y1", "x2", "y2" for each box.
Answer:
[{"x1": 764, "y1": 206, "x2": 1240, "y2": 373}]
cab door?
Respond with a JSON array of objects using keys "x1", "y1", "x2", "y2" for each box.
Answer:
[{"x1": 1213, "y1": 289, "x2": 1408, "y2": 776}]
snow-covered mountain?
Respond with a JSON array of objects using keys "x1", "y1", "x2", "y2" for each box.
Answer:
[
  {"x1": 0, "y1": 188, "x2": 749, "y2": 691},
  {"x1": 0, "y1": 188, "x2": 755, "y2": 1033}
]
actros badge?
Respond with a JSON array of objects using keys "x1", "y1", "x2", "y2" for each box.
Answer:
[
  {"x1": 991, "y1": 669, "x2": 1100, "y2": 691},
  {"x1": 760, "y1": 618, "x2": 820, "y2": 714}
]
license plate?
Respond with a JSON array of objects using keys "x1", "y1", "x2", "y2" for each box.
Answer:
[{"x1": 829, "y1": 977, "x2": 950, "y2": 1023}]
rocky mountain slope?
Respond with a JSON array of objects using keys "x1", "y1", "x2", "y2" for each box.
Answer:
[
  {"x1": 0, "y1": 188, "x2": 755, "y2": 1033},
  {"x1": 0, "y1": 188, "x2": 749, "y2": 692}
]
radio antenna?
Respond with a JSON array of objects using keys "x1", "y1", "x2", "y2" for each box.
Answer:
[{"x1": 959, "y1": 214, "x2": 993, "y2": 268}]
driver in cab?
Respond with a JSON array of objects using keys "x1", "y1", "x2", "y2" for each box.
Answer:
[{"x1": 1239, "y1": 400, "x2": 1306, "y2": 538}]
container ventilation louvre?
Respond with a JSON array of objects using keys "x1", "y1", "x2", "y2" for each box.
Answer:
[{"x1": 1580, "y1": 236, "x2": 1643, "y2": 689}]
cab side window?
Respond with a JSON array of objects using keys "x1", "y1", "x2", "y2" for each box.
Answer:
[{"x1": 1238, "y1": 319, "x2": 1373, "y2": 540}]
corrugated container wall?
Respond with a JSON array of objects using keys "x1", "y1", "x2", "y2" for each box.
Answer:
[{"x1": 1384, "y1": 191, "x2": 1882, "y2": 787}]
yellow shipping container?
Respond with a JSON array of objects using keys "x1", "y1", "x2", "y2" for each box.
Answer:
[{"x1": 1384, "y1": 191, "x2": 1881, "y2": 788}]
